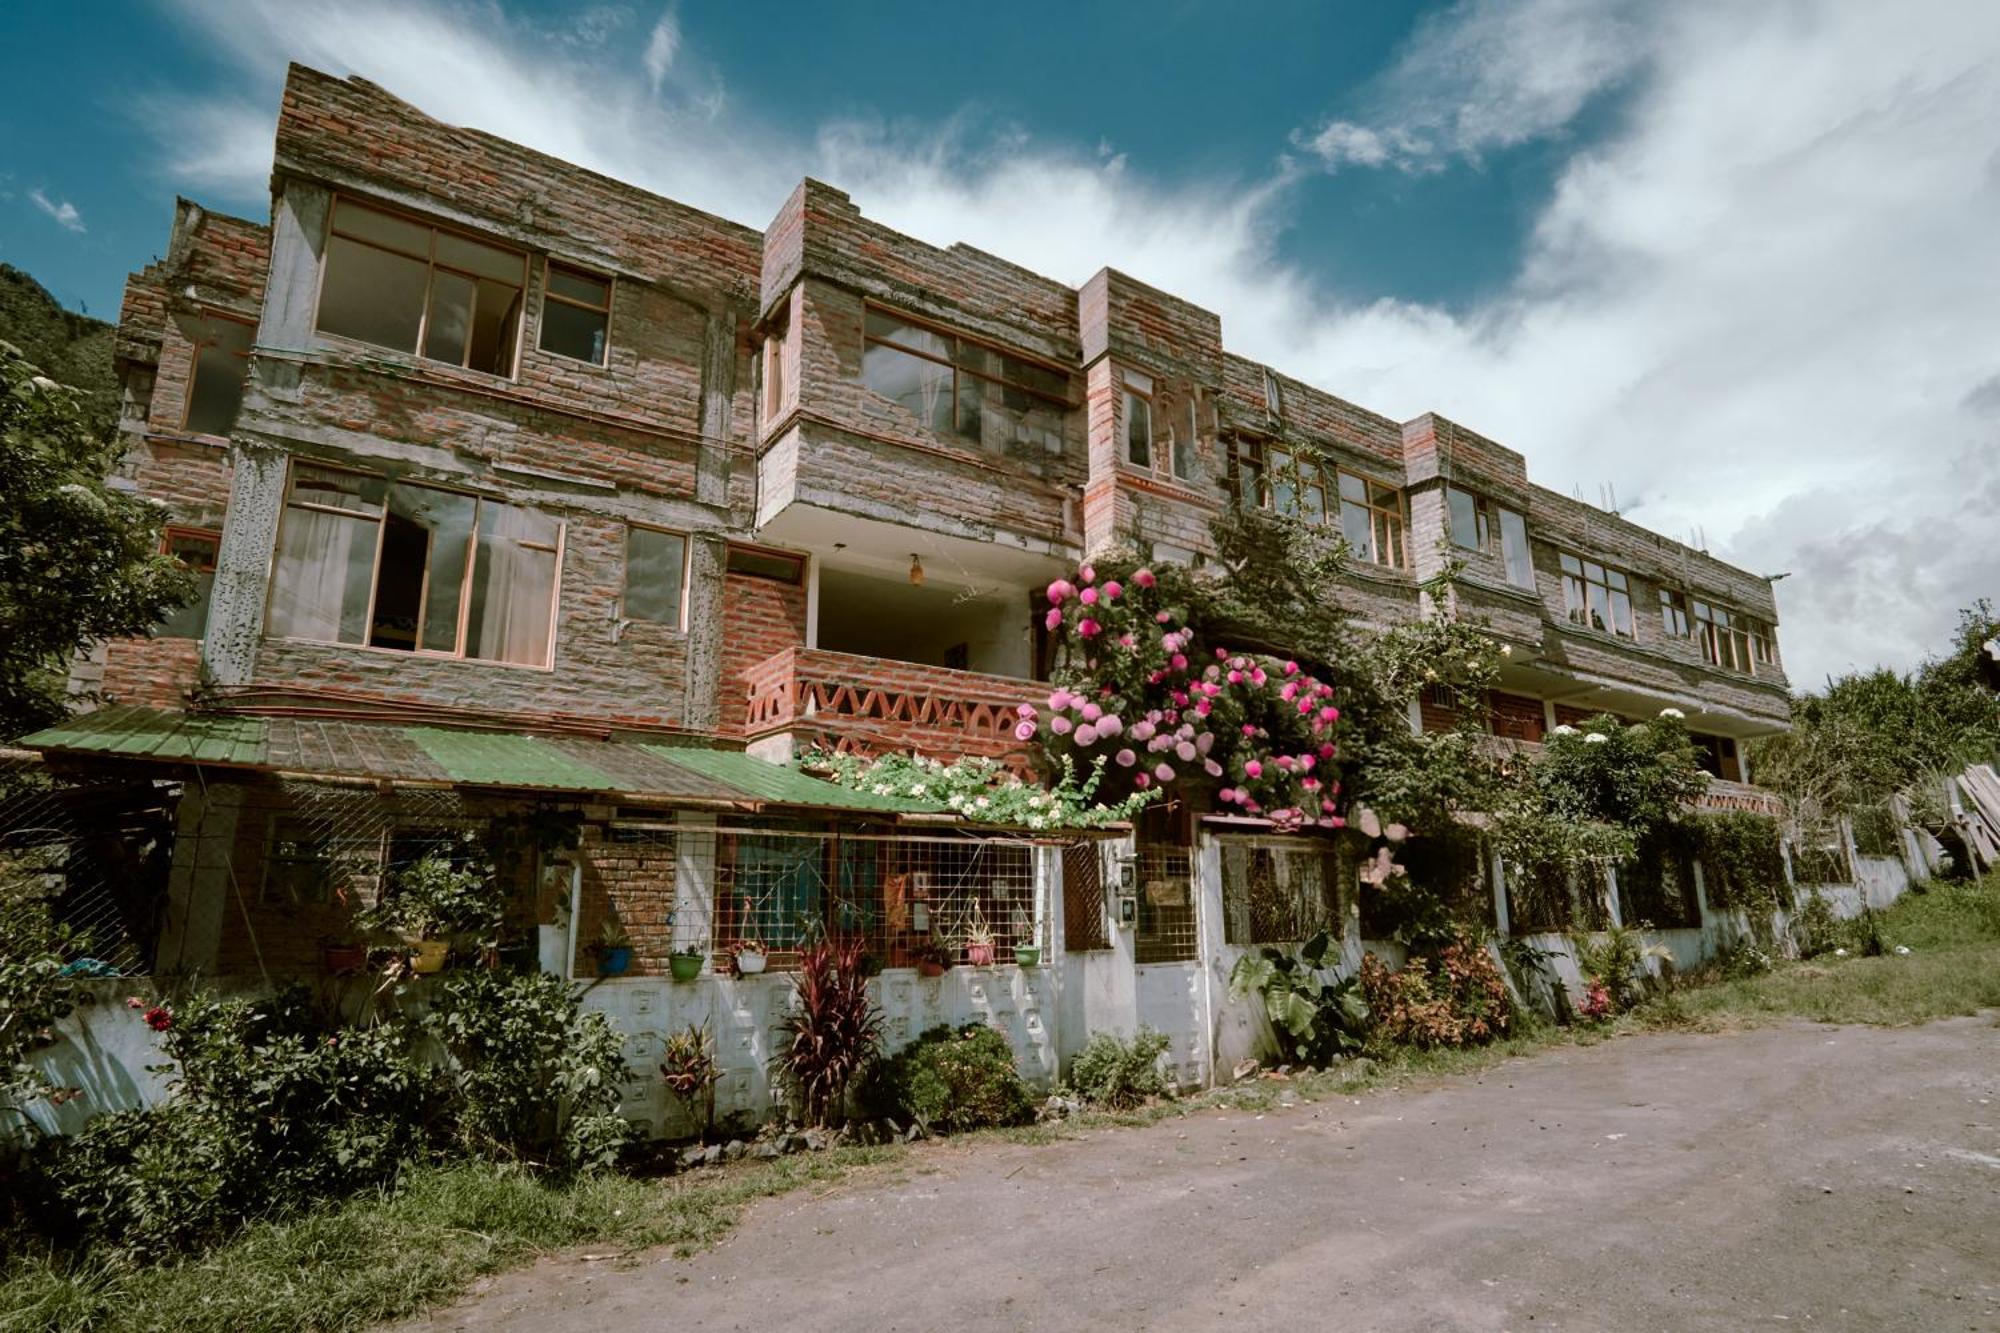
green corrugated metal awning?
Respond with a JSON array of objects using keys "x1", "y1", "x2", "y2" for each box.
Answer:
[{"x1": 20, "y1": 705, "x2": 944, "y2": 817}]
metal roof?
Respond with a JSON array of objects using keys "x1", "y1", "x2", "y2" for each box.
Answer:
[{"x1": 21, "y1": 705, "x2": 943, "y2": 816}]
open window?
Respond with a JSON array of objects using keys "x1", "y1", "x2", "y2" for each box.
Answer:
[
  {"x1": 267, "y1": 462, "x2": 562, "y2": 667},
  {"x1": 182, "y1": 315, "x2": 254, "y2": 436},
  {"x1": 315, "y1": 197, "x2": 525, "y2": 377},
  {"x1": 538, "y1": 263, "x2": 611, "y2": 365},
  {"x1": 158, "y1": 527, "x2": 221, "y2": 639}
]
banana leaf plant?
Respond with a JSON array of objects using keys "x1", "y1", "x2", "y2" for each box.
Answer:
[{"x1": 1227, "y1": 929, "x2": 1371, "y2": 1067}]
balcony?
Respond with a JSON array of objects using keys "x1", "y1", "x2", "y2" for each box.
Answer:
[{"x1": 742, "y1": 647, "x2": 1039, "y2": 769}]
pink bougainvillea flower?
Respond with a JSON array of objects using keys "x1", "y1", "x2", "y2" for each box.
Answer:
[
  {"x1": 1079, "y1": 563, "x2": 1096, "y2": 584},
  {"x1": 1133, "y1": 568, "x2": 1156, "y2": 588},
  {"x1": 1227, "y1": 670, "x2": 1243, "y2": 684},
  {"x1": 1242, "y1": 723, "x2": 1258, "y2": 736},
  {"x1": 1016, "y1": 702, "x2": 1038, "y2": 719},
  {"x1": 1080, "y1": 702, "x2": 1102, "y2": 722},
  {"x1": 1014, "y1": 721, "x2": 1038, "y2": 741},
  {"x1": 1154, "y1": 763, "x2": 1176, "y2": 783},
  {"x1": 125, "y1": 996, "x2": 144, "y2": 1009},
  {"x1": 1074, "y1": 724, "x2": 1098, "y2": 745},
  {"x1": 1302, "y1": 776, "x2": 1320, "y2": 791},
  {"x1": 1319, "y1": 742, "x2": 1337, "y2": 759},
  {"x1": 1096, "y1": 714, "x2": 1123, "y2": 736},
  {"x1": 1169, "y1": 653, "x2": 1188, "y2": 670},
  {"x1": 1284, "y1": 660, "x2": 1300, "y2": 676},
  {"x1": 1244, "y1": 759, "x2": 1264, "y2": 778},
  {"x1": 1079, "y1": 586, "x2": 1100, "y2": 606},
  {"x1": 1195, "y1": 700, "x2": 1212, "y2": 717},
  {"x1": 1049, "y1": 716, "x2": 1073, "y2": 735},
  {"x1": 1204, "y1": 758, "x2": 1224, "y2": 777},
  {"x1": 1049, "y1": 688, "x2": 1074, "y2": 710},
  {"x1": 1196, "y1": 732, "x2": 1215, "y2": 754},
  {"x1": 1175, "y1": 741, "x2": 1197, "y2": 762},
  {"x1": 1116, "y1": 748, "x2": 1137, "y2": 767},
  {"x1": 1274, "y1": 756, "x2": 1294, "y2": 771},
  {"x1": 1280, "y1": 682, "x2": 1299, "y2": 702},
  {"x1": 1134, "y1": 772, "x2": 1152, "y2": 789},
  {"x1": 1250, "y1": 669, "x2": 1267, "y2": 686},
  {"x1": 1046, "y1": 579, "x2": 1075, "y2": 605},
  {"x1": 1077, "y1": 618, "x2": 1102, "y2": 638},
  {"x1": 1155, "y1": 611, "x2": 1172, "y2": 624},
  {"x1": 1218, "y1": 786, "x2": 1237, "y2": 804},
  {"x1": 1101, "y1": 580, "x2": 1122, "y2": 600},
  {"x1": 1044, "y1": 608, "x2": 1063, "y2": 630}
]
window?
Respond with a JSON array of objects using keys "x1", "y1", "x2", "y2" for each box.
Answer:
[
  {"x1": 538, "y1": 263, "x2": 611, "y2": 365},
  {"x1": 316, "y1": 197, "x2": 525, "y2": 376},
  {"x1": 1221, "y1": 838, "x2": 1341, "y2": 945},
  {"x1": 1262, "y1": 368, "x2": 1283, "y2": 418},
  {"x1": 183, "y1": 315, "x2": 253, "y2": 436},
  {"x1": 1170, "y1": 392, "x2": 1198, "y2": 481},
  {"x1": 1497, "y1": 507, "x2": 1534, "y2": 589},
  {"x1": 1338, "y1": 471, "x2": 1407, "y2": 569},
  {"x1": 860, "y1": 308, "x2": 1068, "y2": 456},
  {"x1": 159, "y1": 527, "x2": 221, "y2": 639},
  {"x1": 725, "y1": 543, "x2": 805, "y2": 584},
  {"x1": 1446, "y1": 486, "x2": 1490, "y2": 552},
  {"x1": 263, "y1": 817, "x2": 335, "y2": 906},
  {"x1": 1659, "y1": 588, "x2": 1691, "y2": 640},
  {"x1": 762, "y1": 331, "x2": 786, "y2": 423},
  {"x1": 1560, "y1": 553, "x2": 1635, "y2": 637},
  {"x1": 1123, "y1": 369, "x2": 1154, "y2": 469},
  {"x1": 624, "y1": 525, "x2": 688, "y2": 628},
  {"x1": 267, "y1": 462, "x2": 561, "y2": 667},
  {"x1": 1693, "y1": 600, "x2": 1769, "y2": 674}
]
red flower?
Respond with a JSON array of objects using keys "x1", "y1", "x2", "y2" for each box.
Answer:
[{"x1": 142, "y1": 1006, "x2": 173, "y2": 1032}]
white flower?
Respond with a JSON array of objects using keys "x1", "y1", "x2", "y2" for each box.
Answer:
[
  {"x1": 1833, "y1": 948, "x2": 1848, "y2": 957},
  {"x1": 973, "y1": 796, "x2": 990, "y2": 810},
  {"x1": 1585, "y1": 732, "x2": 1609, "y2": 744},
  {"x1": 1499, "y1": 645, "x2": 1513, "y2": 657},
  {"x1": 1658, "y1": 707, "x2": 1686, "y2": 720},
  {"x1": 1551, "y1": 725, "x2": 1578, "y2": 737}
]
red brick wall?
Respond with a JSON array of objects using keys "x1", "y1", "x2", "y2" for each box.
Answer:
[
  {"x1": 575, "y1": 822, "x2": 678, "y2": 977},
  {"x1": 717, "y1": 565, "x2": 808, "y2": 735}
]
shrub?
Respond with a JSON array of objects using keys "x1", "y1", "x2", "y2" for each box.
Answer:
[
  {"x1": 1571, "y1": 923, "x2": 1669, "y2": 1012},
  {"x1": 1065, "y1": 1029, "x2": 1171, "y2": 1109},
  {"x1": 1, "y1": 873, "x2": 82, "y2": 1116},
  {"x1": 1358, "y1": 935, "x2": 1511, "y2": 1048},
  {"x1": 775, "y1": 935, "x2": 880, "y2": 1127},
  {"x1": 1789, "y1": 890, "x2": 1844, "y2": 958},
  {"x1": 1226, "y1": 929, "x2": 1369, "y2": 1067},
  {"x1": 425, "y1": 969, "x2": 630, "y2": 1169},
  {"x1": 861, "y1": 1023, "x2": 1034, "y2": 1133}
]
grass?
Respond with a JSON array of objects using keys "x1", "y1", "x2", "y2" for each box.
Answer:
[{"x1": 7, "y1": 873, "x2": 1994, "y2": 1331}]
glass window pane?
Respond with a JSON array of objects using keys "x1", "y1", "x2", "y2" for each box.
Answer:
[
  {"x1": 1123, "y1": 368, "x2": 1153, "y2": 395},
  {"x1": 1125, "y1": 391, "x2": 1152, "y2": 467},
  {"x1": 423, "y1": 269, "x2": 475, "y2": 365},
  {"x1": 467, "y1": 502, "x2": 560, "y2": 667},
  {"x1": 1340, "y1": 500, "x2": 1373, "y2": 561},
  {"x1": 332, "y1": 200, "x2": 430, "y2": 256},
  {"x1": 1588, "y1": 582, "x2": 1611, "y2": 632},
  {"x1": 1611, "y1": 588, "x2": 1633, "y2": 636},
  {"x1": 548, "y1": 265, "x2": 609, "y2": 308},
  {"x1": 1338, "y1": 471, "x2": 1367, "y2": 503},
  {"x1": 1370, "y1": 481, "x2": 1399, "y2": 510},
  {"x1": 1447, "y1": 487, "x2": 1480, "y2": 550},
  {"x1": 625, "y1": 526, "x2": 688, "y2": 626},
  {"x1": 185, "y1": 319, "x2": 253, "y2": 435},
  {"x1": 865, "y1": 310, "x2": 950, "y2": 360},
  {"x1": 1499, "y1": 509, "x2": 1533, "y2": 588},
  {"x1": 317, "y1": 235, "x2": 427, "y2": 353},
  {"x1": 1301, "y1": 475, "x2": 1326, "y2": 522},
  {"x1": 1607, "y1": 569, "x2": 1628, "y2": 591},
  {"x1": 864, "y1": 341, "x2": 954, "y2": 436},
  {"x1": 1377, "y1": 512, "x2": 1404, "y2": 567},
  {"x1": 539, "y1": 297, "x2": 607, "y2": 364},
  {"x1": 158, "y1": 531, "x2": 220, "y2": 640},
  {"x1": 468, "y1": 278, "x2": 521, "y2": 375},
  {"x1": 290, "y1": 465, "x2": 387, "y2": 514},
  {"x1": 269, "y1": 506, "x2": 378, "y2": 644},
  {"x1": 434, "y1": 230, "x2": 523, "y2": 285},
  {"x1": 370, "y1": 484, "x2": 477, "y2": 653},
  {"x1": 956, "y1": 373, "x2": 984, "y2": 441},
  {"x1": 1560, "y1": 552, "x2": 1582, "y2": 575},
  {"x1": 1009, "y1": 358, "x2": 1068, "y2": 400}
]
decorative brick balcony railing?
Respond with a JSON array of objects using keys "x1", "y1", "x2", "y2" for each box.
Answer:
[{"x1": 742, "y1": 647, "x2": 1039, "y2": 767}]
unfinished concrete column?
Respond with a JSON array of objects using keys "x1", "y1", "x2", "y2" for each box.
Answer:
[
  {"x1": 681, "y1": 534, "x2": 727, "y2": 731},
  {"x1": 157, "y1": 779, "x2": 244, "y2": 976},
  {"x1": 202, "y1": 441, "x2": 287, "y2": 686}
]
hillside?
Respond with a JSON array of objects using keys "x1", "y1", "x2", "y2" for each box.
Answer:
[{"x1": 0, "y1": 263, "x2": 118, "y2": 433}]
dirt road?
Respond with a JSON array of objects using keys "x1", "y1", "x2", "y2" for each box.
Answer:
[{"x1": 418, "y1": 1018, "x2": 2000, "y2": 1331}]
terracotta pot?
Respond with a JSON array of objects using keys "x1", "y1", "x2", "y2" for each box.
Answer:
[
  {"x1": 966, "y1": 943, "x2": 994, "y2": 966},
  {"x1": 321, "y1": 942, "x2": 368, "y2": 974},
  {"x1": 409, "y1": 938, "x2": 450, "y2": 974},
  {"x1": 917, "y1": 960, "x2": 945, "y2": 978}
]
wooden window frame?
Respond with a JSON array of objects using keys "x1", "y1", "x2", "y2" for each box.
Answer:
[
  {"x1": 859, "y1": 303, "x2": 1072, "y2": 452},
  {"x1": 623, "y1": 522, "x2": 692, "y2": 632},
  {"x1": 1658, "y1": 587, "x2": 1692, "y2": 640},
  {"x1": 537, "y1": 260, "x2": 615, "y2": 367},
  {"x1": 1228, "y1": 437, "x2": 1408, "y2": 570},
  {"x1": 1559, "y1": 552, "x2": 1637, "y2": 639},
  {"x1": 267, "y1": 458, "x2": 564, "y2": 669},
  {"x1": 314, "y1": 194, "x2": 528, "y2": 379},
  {"x1": 1445, "y1": 484, "x2": 1493, "y2": 554},
  {"x1": 1123, "y1": 368, "x2": 1155, "y2": 471},
  {"x1": 1495, "y1": 505, "x2": 1535, "y2": 589},
  {"x1": 1692, "y1": 599, "x2": 1770, "y2": 675},
  {"x1": 180, "y1": 310, "x2": 256, "y2": 436},
  {"x1": 725, "y1": 542, "x2": 807, "y2": 585}
]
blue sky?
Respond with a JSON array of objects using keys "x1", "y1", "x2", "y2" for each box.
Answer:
[{"x1": 2, "y1": 0, "x2": 1996, "y2": 684}]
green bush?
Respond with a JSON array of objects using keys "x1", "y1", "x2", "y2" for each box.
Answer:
[
  {"x1": 1064, "y1": 1028, "x2": 1170, "y2": 1109},
  {"x1": 862, "y1": 1023, "x2": 1034, "y2": 1133}
]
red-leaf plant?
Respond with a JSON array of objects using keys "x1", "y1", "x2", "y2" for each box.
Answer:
[
  {"x1": 1023, "y1": 558, "x2": 1344, "y2": 830},
  {"x1": 775, "y1": 935, "x2": 883, "y2": 1128}
]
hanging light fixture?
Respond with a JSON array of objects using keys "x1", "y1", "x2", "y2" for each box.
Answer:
[{"x1": 909, "y1": 553, "x2": 925, "y2": 587}]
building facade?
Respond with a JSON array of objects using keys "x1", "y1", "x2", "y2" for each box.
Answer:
[{"x1": 20, "y1": 66, "x2": 1818, "y2": 1132}]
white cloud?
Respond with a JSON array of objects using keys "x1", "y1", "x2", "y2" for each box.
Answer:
[
  {"x1": 150, "y1": 0, "x2": 2000, "y2": 684},
  {"x1": 642, "y1": 8, "x2": 678, "y2": 93},
  {"x1": 29, "y1": 188, "x2": 85, "y2": 233}
]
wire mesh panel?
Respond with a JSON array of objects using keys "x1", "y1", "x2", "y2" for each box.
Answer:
[
  {"x1": 1219, "y1": 836, "x2": 1341, "y2": 945},
  {"x1": 1618, "y1": 829, "x2": 1701, "y2": 929},
  {"x1": 1061, "y1": 840, "x2": 1109, "y2": 951},
  {"x1": 1133, "y1": 839, "x2": 1197, "y2": 964},
  {"x1": 682, "y1": 826, "x2": 1042, "y2": 970}
]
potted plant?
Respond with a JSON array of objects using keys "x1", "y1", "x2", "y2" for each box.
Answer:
[
  {"x1": 733, "y1": 939, "x2": 768, "y2": 976},
  {"x1": 356, "y1": 850, "x2": 502, "y2": 976},
  {"x1": 913, "y1": 935, "x2": 952, "y2": 978},
  {"x1": 960, "y1": 908, "x2": 992, "y2": 960},
  {"x1": 1014, "y1": 943, "x2": 1042, "y2": 967},
  {"x1": 669, "y1": 943, "x2": 705, "y2": 982},
  {"x1": 660, "y1": 1022, "x2": 721, "y2": 1138},
  {"x1": 593, "y1": 919, "x2": 635, "y2": 977},
  {"x1": 320, "y1": 933, "x2": 368, "y2": 975}
]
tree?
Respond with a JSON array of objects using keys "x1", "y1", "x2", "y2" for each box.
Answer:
[{"x1": 0, "y1": 341, "x2": 193, "y2": 736}]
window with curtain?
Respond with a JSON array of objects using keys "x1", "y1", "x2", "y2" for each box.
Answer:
[
  {"x1": 623, "y1": 525, "x2": 688, "y2": 628},
  {"x1": 1497, "y1": 507, "x2": 1534, "y2": 589},
  {"x1": 1560, "y1": 553, "x2": 1635, "y2": 637},
  {"x1": 860, "y1": 307, "x2": 1069, "y2": 456},
  {"x1": 267, "y1": 462, "x2": 561, "y2": 667},
  {"x1": 315, "y1": 197, "x2": 525, "y2": 377}
]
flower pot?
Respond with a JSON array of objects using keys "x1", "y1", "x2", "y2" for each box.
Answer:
[
  {"x1": 321, "y1": 942, "x2": 368, "y2": 975},
  {"x1": 966, "y1": 943, "x2": 994, "y2": 966},
  {"x1": 1014, "y1": 945, "x2": 1042, "y2": 967},
  {"x1": 409, "y1": 938, "x2": 450, "y2": 974},
  {"x1": 669, "y1": 953, "x2": 704, "y2": 982},
  {"x1": 735, "y1": 951, "x2": 768, "y2": 976},
  {"x1": 598, "y1": 945, "x2": 634, "y2": 977},
  {"x1": 917, "y1": 960, "x2": 945, "y2": 978}
]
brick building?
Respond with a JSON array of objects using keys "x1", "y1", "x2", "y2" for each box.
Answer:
[{"x1": 18, "y1": 66, "x2": 1814, "y2": 1129}]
